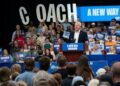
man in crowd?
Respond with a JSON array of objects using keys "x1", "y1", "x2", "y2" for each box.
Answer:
[
  {"x1": 111, "y1": 61, "x2": 120, "y2": 86},
  {"x1": 54, "y1": 55, "x2": 68, "y2": 79},
  {"x1": 39, "y1": 56, "x2": 50, "y2": 71},
  {"x1": 11, "y1": 24, "x2": 23, "y2": 43},
  {"x1": 15, "y1": 58, "x2": 35, "y2": 86},
  {"x1": 62, "y1": 63, "x2": 76, "y2": 86},
  {"x1": 0, "y1": 67, "x2": 18, "y2": 86}
]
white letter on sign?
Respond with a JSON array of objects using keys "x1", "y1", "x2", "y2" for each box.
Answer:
[
  {"x1": 19, "y1": 7, "x2": 30, "y2": 25},
  {"x1": 47, "y1": 4, "x2": 56, "y2": 22},
  {"x1": 36, "y1": 4, "x2": 46, "y2": 22},
  {"x1": 67, "y1": 4, "x2": 77, "y2": 22},
  {"x1": 57, "y1": 4, "x2": 66, "y2": 22}
]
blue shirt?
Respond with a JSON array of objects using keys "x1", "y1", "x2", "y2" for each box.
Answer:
[{"x1": 15, "y1": 71, "x2": 35, "y2": 86}]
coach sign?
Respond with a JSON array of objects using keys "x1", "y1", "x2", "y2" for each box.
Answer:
[{"x1": 19, "y1": 3, "x2": 77, "y2": 25}]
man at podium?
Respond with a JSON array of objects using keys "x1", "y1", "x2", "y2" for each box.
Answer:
[
  {"x1": 69, "y1": 22, "x2": 88, "y2": 43},
  {"x1": 62, "y1": 22, "x2": 88, "y2": 62}
]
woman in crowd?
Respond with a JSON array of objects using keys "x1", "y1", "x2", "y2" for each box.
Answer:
[
  {"x1": 50, "y1": 29, "x2": 56, "y2": 43},
  {"x1": 11, "y1": 64, "x2": 21, "y2": 80},
  {"x1": 12, "y1": 40, "x2": 21, "y2": 52},
  {"x1": 105, "y1": 36, "x2": 116, "y2": 46},
  {"x1": 14, "y1": 30, "x2": 24, "y2": 48},
  {"x1": 54, "y1": 55, "x2": 68, "y2": 79},
  {"x1": 2, "y1": 49, "x2": 13, "y2": 62},
  {"x1": 50, "y1": 47, "x2": 56, "y2": 61},
  {"x1": 25, "y1": 26, "x2": 34, "y2": 38},
  {"x1": 43, "y1": 49, "x2": 53, "y2": 61},
  {"x1": 0, "y1": 67, "x2": 14, "y2": 85},
  {"x1": 90, "y1": 44, "x2": 102, "y2": 55},
  {"x1": 76, "y1": 55, "x2": 94, "y2": 83},
  {"x1": 37, "y1": 31, "x2": 46, "y2": 48},
  {"x1": 48, "y1": 24, "x2": 54, "y2": 33},
  {"x1": 17, "y1": 81, "x2": 27, "y2": 86},
  {"x1": 53, "y1": 73, "x2": 62, "y2": 86},
  {"x1": 43, "y1": 37, "x2": 53, "y2": 50},
  {"x1": 24, "y1": 37, "x2": 32, "y2": 50},
  {"x1": 107, "y1": 46, "x2": 116, "y2": 54},
  {"x1": 88, "y1": 79, "x2": 99, "y2": 86},
  {"x1": 62, "y1": 63, "x2": 77, "y2": 86},
  {"x1": 56, "y1": 24, "x2": 63, "y2": 39},
  {"x1": 22, "y1": 43, "x2": 29, "y2": 52},
  {"x1": 116, "y1": 36, "x2": 120, "y2": 44}
]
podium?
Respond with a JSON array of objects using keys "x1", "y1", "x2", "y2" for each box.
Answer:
[{"x1": 62, "y1": 43, "x2": 84, "y2": 62}]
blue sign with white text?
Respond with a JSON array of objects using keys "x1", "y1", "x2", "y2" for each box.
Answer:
[
  {"x1": 62, "y1": 43, "x2": 84, "y2": 51},
  {"x1": 116, "y1": 45, "x2": 120, "y2": 54},
  {"x1": 116, "y1": 30, "x2": 120, "y2": 36},
  {"x1": 0, "y1": 56, "x2": 11, "y2": 63},
  {"x1": 77, "y1": 6, "x2": 120, "y2": 22}
]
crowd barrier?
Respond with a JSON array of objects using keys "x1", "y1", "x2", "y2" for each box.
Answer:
[{"x1": 88, "y1": 55, "x2": 120, "y2": 66}]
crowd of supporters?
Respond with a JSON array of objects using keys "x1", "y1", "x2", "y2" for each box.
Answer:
[
  {"x1": 0, "y1": 18, "x2": 120, "y2": 86},
  {"x1": 1, "y1": 18, "x2": 118, "y2": 62},
  {"x1": 0, "y1": 55, "x2": 120, "y2": 86}
]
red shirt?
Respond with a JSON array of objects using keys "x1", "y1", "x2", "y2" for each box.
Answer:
[{"x1": 15, "y1": 36, "x2": 24, "y2": 47}]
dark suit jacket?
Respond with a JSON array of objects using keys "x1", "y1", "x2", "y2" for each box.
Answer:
[{"x1": 69, "y1": 30, "x2": 88, "y2": 43}]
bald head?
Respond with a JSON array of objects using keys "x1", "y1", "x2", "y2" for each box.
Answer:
[
  {"x1": 112, "y1": 62, "x2": 120, "y2": 73},
  {"x1": 111, "y1": 62, "x2": 120, "y2": 82},
  {"x1": 75, "y1": 22, "x2": 81, "y2": 31},
  {"x1": 112, "y1": 62, "x2": 120, "y2": 69}
]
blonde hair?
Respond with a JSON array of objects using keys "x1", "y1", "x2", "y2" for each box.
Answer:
[
  {"x1": 109, "y1": 46, "x2": 115, "y2": 53},
  {"x1": 17, "y1": 81, "x2": 27, "y2": 86},
  {"x1": 3, "y1": 49, "x2": 9, "y2": 56},
  {"x1": 53, "y1": 73, "x2": 62, "y2": 85},
  {"x1": 11, "y1": 64, "x2": 21, "y2": 73},
  {"x1": 88, "y1": 79, "x2": 99, "y2": 86}
]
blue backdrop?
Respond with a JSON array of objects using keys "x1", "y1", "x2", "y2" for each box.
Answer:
[{"x1": 77, "y1": 6, "x2": 120, "y2": 22}]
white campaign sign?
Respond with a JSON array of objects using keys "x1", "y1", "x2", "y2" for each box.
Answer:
[{"x1": 19, "y1": 3, "x2": 77, "y2": 25}]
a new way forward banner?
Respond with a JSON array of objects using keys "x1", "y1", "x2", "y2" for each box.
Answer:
[{"x1": 77, "y1": 6, "x2": 120, "y2": 22}]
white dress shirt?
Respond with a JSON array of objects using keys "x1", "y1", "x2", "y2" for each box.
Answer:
[{"x1": 74, "y1": 30, "x2": 80, "y2": 43}]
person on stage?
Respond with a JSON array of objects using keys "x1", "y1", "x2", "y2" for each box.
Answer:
[{"x1": 69, "y1": 22, "x2": 88, "y2": 43}]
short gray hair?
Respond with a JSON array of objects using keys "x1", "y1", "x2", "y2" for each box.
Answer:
[
  {"x1": 75, "y1": 22, "x2": 81, "y2": 26},
  {"x1": 32, "y1": 70, "x2": 52, "y2": 86}
]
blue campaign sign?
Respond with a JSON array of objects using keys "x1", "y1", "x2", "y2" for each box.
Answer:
[
  {"x1": 0, "y1": 56, "x2": 11, "y2": 63},
  {"x1": 77, "y1": 6, "x2": 120, "y2": 22},
  {"x1": 116, "y1": 45, "x2": 120, "y2": 54},
  {"x1": 63, "y1": 31, "x2": 70, "y2": 39},
  {"x1": 53, "y1": 44, "x2": 60, "y2": 52},
  {"x1": 116, "y1": 30, "x2": 120, "y2": 36},
  {"x1": 62, "y1": 43, "x2": 84, "y2": 51}
]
